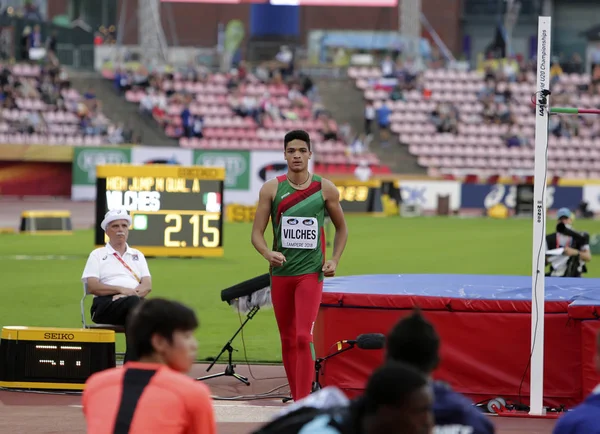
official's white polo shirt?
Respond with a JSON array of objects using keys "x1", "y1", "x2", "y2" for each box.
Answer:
[{"x1": 81, "y1": 243, "x2": 151, "y2": 292}]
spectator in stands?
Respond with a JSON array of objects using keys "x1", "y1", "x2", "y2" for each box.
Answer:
[
  {"x1": 387, "y1": 309, "x2": 495, "y2": 434},
  {"x1": 46, "y1": 30, "x2": 58, "y2": 57},
  {"x1": 30, "y1": 24, "x2": 42, "y2": 50},
  {"x1": 381, "y1": 55, "x2": 395, "y2": 78},
  {"x1": 552, "y1": 330, "x2": 600, "y2": 434},
  {"x1": 20, "y1": 26, "x2": 31, "y2": 61},
  {"x1": 275, "y1": 45, "x2": 294, "y2": 77},
  {"x1": 364, "y1": 99, "x2": 375, "y2": 137},
  {"x1": 377, "y1": 100, "x2": 391, "y2": 147},
  {"x1": 288, "y1": 83, "x2": 307, "y2": 109},
  {"x1": 430, "y1": 103, "x2": 458, "y2": 134},
  {"x1": 181, "y1": 104, "x2": 193, "y2": 138},
  {"x1": 318, "y1": 112, "x2": 338, "y2": 141},
  {"x1": 502, "y1": 119, "x2": 526, "y2": 148}
]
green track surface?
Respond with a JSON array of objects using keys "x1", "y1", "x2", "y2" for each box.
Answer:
[{"x1": 1, "y1": 216, "x2": 598, "y2": 362}]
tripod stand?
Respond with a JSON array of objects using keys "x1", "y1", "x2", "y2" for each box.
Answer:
[
  {"x1": 312, "y1": 343, "x2": 356, "y2": 392},
  {"x1": 196, "y1": 305, "x2": 260, "y2": 386}
]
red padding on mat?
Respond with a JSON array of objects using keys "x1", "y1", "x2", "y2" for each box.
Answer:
[
  {"x1": 320, "y1": 293, "x2": 570, "y2": 314},
  {"x1": 314, "y1": 304, "x2": 584, "y2": 409},
  {"x1": 581, "y1": 320, "x2": 600, "y2": 397},
  {"x1": 568, "y1": 304, "x2": 600, "y2": 320}
]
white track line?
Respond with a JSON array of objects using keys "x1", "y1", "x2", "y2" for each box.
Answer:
[{"x1": 68, "y1": 403, "x2": 282, "y2": 423}]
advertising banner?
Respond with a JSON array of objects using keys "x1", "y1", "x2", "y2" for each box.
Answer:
[
  {"x1": 397, "y1": 180, "x2": 462, "y2": 211},
  {"x1": 0, "y1": 162, "x2": 71, "y2": 196},
  {"x1": 461, "y1": 184, "x2": 583, "y2": 211},
  {"x1": 583, "y1": 185, "x2": 600, "y2": 213},
  {"x1": 71, "y1": 146, "x2": 132, "y2": 200}
]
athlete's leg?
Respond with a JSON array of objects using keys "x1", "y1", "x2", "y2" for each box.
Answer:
[
  {"x1": 293, "y1": 273, "x2": 324, "y2": 400},
  {"x1": 270, "y1": 275, "x2": 298, "y2": 399}
]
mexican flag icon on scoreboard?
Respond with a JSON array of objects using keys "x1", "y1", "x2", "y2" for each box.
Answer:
[{"x1": 204, "y1": 192, "x2": 222, "y2": 213}]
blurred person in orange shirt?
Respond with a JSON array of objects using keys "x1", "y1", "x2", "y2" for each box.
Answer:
[{"x1": 82, "y1": 298, "x2": 216, "y2": 434}]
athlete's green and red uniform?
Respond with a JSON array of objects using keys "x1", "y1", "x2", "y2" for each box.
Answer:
[{"x1": 270, "y1": 174, "x2": 326, "y2": 401}]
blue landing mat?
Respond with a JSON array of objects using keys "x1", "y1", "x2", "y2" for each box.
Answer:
[{"x1": 323, "y1": 274, "x2": 600, "y2": 306}]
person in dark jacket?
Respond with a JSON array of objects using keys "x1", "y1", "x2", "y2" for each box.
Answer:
[
  {"x1": 386, "y1": 309, "x2": 495, "y2": 434},
  {"x1": 552, "y1": 329, "x2": 600, "y2": 434},
  {"x1": 253, "y1": 361, "x2": 434, "y2": 434}
]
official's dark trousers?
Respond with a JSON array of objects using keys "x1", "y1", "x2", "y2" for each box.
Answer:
[{"x1": 91, "y1": 295, "x2": 142, "y2": 363}]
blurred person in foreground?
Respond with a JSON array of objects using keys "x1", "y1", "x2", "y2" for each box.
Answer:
[
  {"x1": 82, "y1": 298, "x2": 216, "y2": 434},
  {"x1": 546, "y1": 207, "x2": 591, "y2": 277},
  {"x1": 253, "y1": 361, "x2": 434, "y2": 434},
  {"x1": 82, "y1": 209, "x2": 152, "y2": 362},
  {"x1": 387, "y1": 309, "x2": 495, "y2": 434},
  {"x1": 553, "y1": 328, "x2": 600, "y2": 434}
]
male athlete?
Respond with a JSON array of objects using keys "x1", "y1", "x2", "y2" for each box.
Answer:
[{"x1": 251, "y1": 129, "x2": 348, "y2": 402}]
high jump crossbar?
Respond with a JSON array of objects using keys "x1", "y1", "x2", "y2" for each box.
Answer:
[{"x1": 531, "y1": 16, "x2": 600, "y2": 416}]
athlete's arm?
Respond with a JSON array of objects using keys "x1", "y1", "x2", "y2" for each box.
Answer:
[
  {"x1": 252, "y1": 180, "x2": 285, "y2": 266},
  {"x1": 322, "y1": 178, "x2": 348, "y2": 265}
]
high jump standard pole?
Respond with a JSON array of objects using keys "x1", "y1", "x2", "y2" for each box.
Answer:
[{"x1": 530, "y1": 15, "x2": 551, "y2": 417}]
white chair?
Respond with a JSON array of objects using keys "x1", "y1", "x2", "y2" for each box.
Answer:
[{"x1": 80, "y1": 283, "x2": 125, "y2": 333}]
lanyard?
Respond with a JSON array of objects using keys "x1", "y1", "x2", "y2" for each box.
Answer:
[{"x1": 113, "y1": 252, "x2": 141, "y2": 283}]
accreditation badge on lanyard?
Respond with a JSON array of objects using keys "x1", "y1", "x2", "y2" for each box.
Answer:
[{"x1": 113, "y1": 253, "x2": 141, "y2": 283}]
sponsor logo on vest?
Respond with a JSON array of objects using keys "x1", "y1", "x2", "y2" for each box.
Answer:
[
  {"x1": 286, "y1": 218, "x2": 299, "y2": 225},
  {"x1": 302, "y1": 219, "x2": 314, "y2": 226},
  {"x1": 44, "y1": 333, "x2": 75, "y2": 340}
]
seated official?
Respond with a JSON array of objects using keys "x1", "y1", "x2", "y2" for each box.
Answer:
[
  {"x1": 82, "y1": 298, "x2": 216, "y2": 434},
  {"x1": 82, "y1": 209, "x2": 152, "y2": 362},
  {"x1": 553, "y1": 329, "x2": 600, "y2": 434},
  {"x1": 546, "y1": 208, "x2": 591, "y2": 277}
]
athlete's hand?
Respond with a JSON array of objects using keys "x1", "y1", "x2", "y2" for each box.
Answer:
[
  {"x1": 322, "y1": 260, "x2": 337, "y2": 277},
  {"x1": 265, "y1": 251, "x2": 286, "y2": 267}
]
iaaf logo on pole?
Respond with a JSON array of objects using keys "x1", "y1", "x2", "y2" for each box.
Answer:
[
  {"x1": 78, "y1": 150, "x2": 129, "y2": 183},
  {"x1": 196, "y1": 154, "x2": 246, "y2": 188}
]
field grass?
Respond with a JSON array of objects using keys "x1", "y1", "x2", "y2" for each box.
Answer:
[{"x1": 1, "y1": 215, "x2": 599, "y2": 363}]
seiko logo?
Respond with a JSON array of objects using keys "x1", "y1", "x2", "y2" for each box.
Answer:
[{"x1": 44, "y1": 333, "x2": 75, "y2": 340}]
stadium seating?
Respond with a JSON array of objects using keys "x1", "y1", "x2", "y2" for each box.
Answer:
[
  {"x1": 349, "y1": 66, "x2": 600, "y2": 180},
  {"x1": 109, "y1": 69, "x2": 389, "y2": 175},
  {"x1": 0, "y1": 63, "x2": 113, "y2": 146}
]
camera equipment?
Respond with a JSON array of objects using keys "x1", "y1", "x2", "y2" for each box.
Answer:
[
  {"x1": 556, "y1": 222, "x2": 590, "y2": 245},
  {"x1": 197, "y1": 273, "x2": 271, "y2": 385},
  {"x1": 312, "y1": 333, "x2": 386, "y2": 393}
]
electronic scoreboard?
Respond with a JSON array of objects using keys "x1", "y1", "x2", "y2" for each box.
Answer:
[
  {"x1": 95, "y1": 164, "x2": 225, "y2": 257},
  {"x1": 335, "y1": 179, "x2": 383, "y2": 214}
]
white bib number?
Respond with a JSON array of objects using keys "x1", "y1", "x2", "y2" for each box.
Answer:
[{"x1": 281, "y1": 216, "x2": 319, "y2": 250}]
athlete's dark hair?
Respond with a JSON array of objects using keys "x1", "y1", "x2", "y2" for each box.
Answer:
[
  {"x1": 127, "y1": 298, "x2": 199, "y2": 358},
  {"x1": 362, "y1": 361, "x2": 429, "y2": 414},
  {"x1": 386, "y1": 308, "x2": 440, "y2": 373},
  {"x1": 284, "y1": 129, "x2": 311, "y2": 151}
]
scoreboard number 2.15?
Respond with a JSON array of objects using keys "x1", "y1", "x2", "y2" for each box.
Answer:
[{"x1": 94, "y1": 164, "x2": 226, "y2": 257}]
